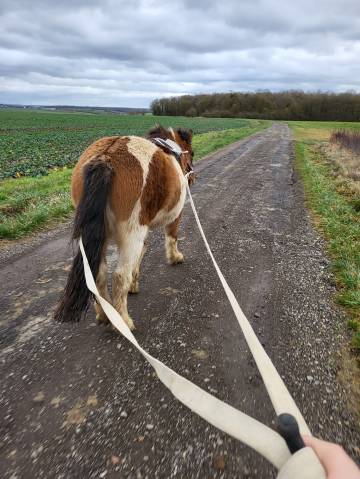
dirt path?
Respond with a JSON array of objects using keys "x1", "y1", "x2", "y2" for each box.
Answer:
[{"x1": 0, "y1": 124, "x2": 358, "y2": 478}]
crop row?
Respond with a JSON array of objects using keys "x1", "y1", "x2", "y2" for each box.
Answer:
[{"x1": 0, "y1": 111, "x2": 250, "y2": 178}]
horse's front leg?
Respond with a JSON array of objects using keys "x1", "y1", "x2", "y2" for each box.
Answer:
[{"x1": 165, "y1": 214, "x2": 184, "y2": 264}]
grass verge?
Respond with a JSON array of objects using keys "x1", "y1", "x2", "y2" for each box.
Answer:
[
  {"x1": 0, "y1": 121, "x2": 269, "y2": 241},
  {"x1": 192, "y1": 121, "x2": 269, "y2": 159},
  {"x1": 294, "y1": 140, "x2": 360, "y2": 352},
  {"x1": 0, "y1": 168, "x2": 73, "y2": 240}
]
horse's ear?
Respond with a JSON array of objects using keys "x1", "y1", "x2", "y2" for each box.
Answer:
[
  {"x1": 177, "y1": 128, "x2": 193, "y2": 144},
  {"x1": 147, "y1": 124, "x2": 169, "y2": 139}
]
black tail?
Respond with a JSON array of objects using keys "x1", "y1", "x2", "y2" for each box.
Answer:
[{"x1": 54, "y1": 159, "x2": 113, "y2": 322}]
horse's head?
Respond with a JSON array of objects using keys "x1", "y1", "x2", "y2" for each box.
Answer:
[
  {"x1": 147, "y1": 125, "x2": 195, "y2": 185},
  {"x1": 173, "y1": 128, "x2": 195, "y2": 185}
]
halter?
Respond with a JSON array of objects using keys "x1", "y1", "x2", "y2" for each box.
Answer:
[{"x1": 151, "y1": 137, "x2": 194, "y2": 177}]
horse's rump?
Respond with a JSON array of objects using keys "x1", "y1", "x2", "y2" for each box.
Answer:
[{"x1": 54, "y1": 157, "x2": 113, "y2": 322}]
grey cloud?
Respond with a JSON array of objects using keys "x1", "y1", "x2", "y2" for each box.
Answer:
[{"x1": 0, "y1": 0, "x2": 359, "y2": 107}]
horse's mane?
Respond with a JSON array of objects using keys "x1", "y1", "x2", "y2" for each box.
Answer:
[
  {"x1": 146, "y1": 124, "x2": 193, "y2": 145},
  {"x1": 146, "y1": 124, "x2": 172, "y2": 141},
  {"x1": 177, "y1": 128, "x2": 193, "y2": 144}
]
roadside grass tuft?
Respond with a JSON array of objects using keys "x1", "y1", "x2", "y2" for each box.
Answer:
[
  {"x1": 330, "y1": 129, "x2": 360, "y2": 155},
  {"x1": 294, "y1": 141, "x2": 360, "y2": 352},
  {"x1": 347, "y1": 320, "x2": 360, "y2": 351}
]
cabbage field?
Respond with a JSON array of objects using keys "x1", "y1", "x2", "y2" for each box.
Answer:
[{"x1": 0, "y1": 109, "x2": 255, "y2": 179}]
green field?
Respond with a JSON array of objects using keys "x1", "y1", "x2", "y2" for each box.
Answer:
[
  {"x1": 289, "y1": 120, "x2": 360, "y2": 352},
  {"x1": 0, "y1": 109, "x2": 265, "y2": 178},
  {"x1": 0, "y1": 109, "x2": 268, "y2": 240}
]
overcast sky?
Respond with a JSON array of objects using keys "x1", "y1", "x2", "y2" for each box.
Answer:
[{"x1": 1, "y1": 0, "x2": 360, "y2": 107}]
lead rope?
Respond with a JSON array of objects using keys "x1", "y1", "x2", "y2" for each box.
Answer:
[
  {"x1": 78, "y1": 173, "x2": 325, "y2": 477},
  {"x1": 184, "y1": 176, "x2": 309, "y2": 431}
]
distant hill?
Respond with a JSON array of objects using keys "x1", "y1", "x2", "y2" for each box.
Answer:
[{"x1": 0, "y1": 104, "x2": 150, "y2": 115}]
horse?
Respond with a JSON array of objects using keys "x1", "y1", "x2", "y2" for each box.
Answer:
[{"x1": 54, "y1": 125, "x2": 194, "y2": 330}]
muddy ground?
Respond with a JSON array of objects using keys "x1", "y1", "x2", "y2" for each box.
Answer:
[{"x1": 0, "y1": 123, "x2": 358, "y2": 478}]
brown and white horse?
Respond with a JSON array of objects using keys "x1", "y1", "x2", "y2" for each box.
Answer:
[{"x1": 54, "y1": 125, "x2": 194, "y2": 330}]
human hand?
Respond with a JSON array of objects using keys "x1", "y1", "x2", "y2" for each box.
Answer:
[{"x1": 303, "y1": 435, "x2": 360, "y2": 479}]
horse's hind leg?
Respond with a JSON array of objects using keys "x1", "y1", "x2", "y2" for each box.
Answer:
[
  {"x1": 94, "y1": 241, "x2": 112, "y2": 324},
  {"x1": 112, "y1": 227, "x2": 148, "y2": 330},
  {"x1": 129, "y1": 237, "x2": 147, "y2": 294},
  {"x1": 165, "y1": 215, "x2": 184, "y2": 264}
]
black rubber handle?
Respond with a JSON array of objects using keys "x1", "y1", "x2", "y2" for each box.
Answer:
[{"x1": 277, "y1": 413, "x2": 306, "y2": 454}]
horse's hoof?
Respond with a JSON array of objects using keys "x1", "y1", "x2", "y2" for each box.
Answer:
[
  {"x1": 127, "y1": 316, "x2": 136, "y2": 330},
  {"x1": 96, "y1": 313, "x2": 109, "y2": 325},
  {"x1": 170, "y1": 252, "x2": 184, "y2": 265},
  {"x1": 129, "y1": 283, "x2": 139, "y2": 294},
  {"x1": 123, "y1": 313, "x2": 136, "y2": 331}
]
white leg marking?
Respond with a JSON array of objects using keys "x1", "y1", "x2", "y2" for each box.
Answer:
[
  {"x1": 165, "y1": 236, "x2": 184, "y2": 264},
  {"x1": 112, "y1": 225, "x2": 148, "y2": 330},
  {"x1": 95, "y1": 259, "x2": 112, "y2": 323},
  {"x1": 129, "y1": 240, "x2": 147, "y2": 294}
]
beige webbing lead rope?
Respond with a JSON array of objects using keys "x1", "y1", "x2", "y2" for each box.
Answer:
[
  {"x1": 79, "y1": 177, "x2": 326, "y2": 477},
  {"x1": 80, "y1": 238, "x2": 291, "y2": 470},
  {"x1": 185, "y1": 181, "x2": 310, "y2": 433}
]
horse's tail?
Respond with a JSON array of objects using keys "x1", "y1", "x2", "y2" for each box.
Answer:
[{"x1": 54, "y1": 158, "x2": 113, "y2": 322}]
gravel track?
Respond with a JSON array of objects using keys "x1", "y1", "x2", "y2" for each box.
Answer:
[{"x1": 0, "y1": 123, "x2": 358, "y2": 478}]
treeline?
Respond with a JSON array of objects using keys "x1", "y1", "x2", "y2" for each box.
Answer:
[{"x1": 151, "y1": 91, "x2": 360, "y2": 121}]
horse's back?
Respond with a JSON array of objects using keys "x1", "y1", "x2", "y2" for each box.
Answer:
[{"x1": 71, "y1": 135, "x2": 185, "y2": 230}]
